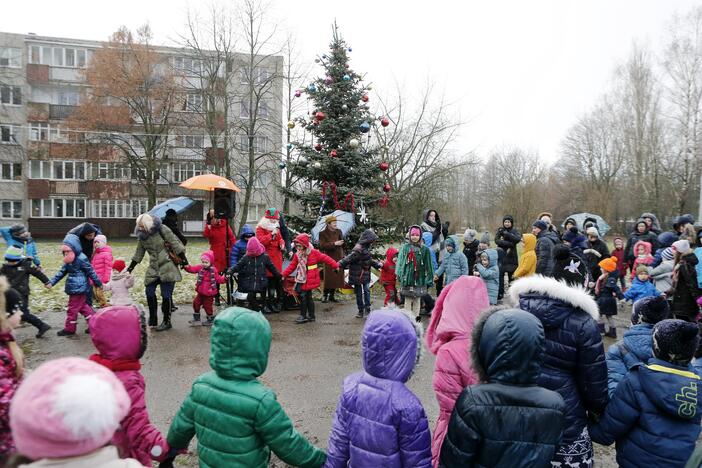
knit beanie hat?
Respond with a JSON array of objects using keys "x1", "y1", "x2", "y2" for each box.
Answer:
[
  {"x1": 631, "y1": 295, "x2": 670, "y2": 325},
  {"x1": 9, "y1": 357, "x2": 130, "y2": 460},
  {"x1": 598, "y1": 256, "x2": 618, "y2": 273},
  {"x1": 672, "y1": 239, "x2": 691, "y2": 254},
  {"x1": 635, "y1": 264, "x2": 649, "y2": 276},
  {"x1": 9, "y1": 224, "x2": 27, "y2": 237},
  {"x1": 409, "y1": 226, "x2": 422, "y2": 238},
  {"x1": 553, "y1": 243, "x2": 571, "y2": 261},
  {"x1": 246, "y1": 237, "x2": 265, "y2": 257},
  {"x1": 463, "y1": 228, "x2": 477, "y2": 243},
  {"x1": 532, "y1": 220, "x2": 548, "y2": 231},
  {"x1": 661, "y1": 247, "x2": 674, "y2": 261},
  {"x1": 294, "y1": 233, "x2": 311, "y2": 248},
  {"x1": 562, "y1": 227, "x2": 580, "y2": 243},
  {"x1": 94, "y1": 234, "x2": 107, "y2": 246},
  {"x1": 586, "y1": 226, "x2": 599, "y2": 237},
  {"x1": 480, "y1": 231, "x2": 491, "y2": 245},
  {"x1": 200, "y1": 250, "x2": 215, "y2": 264},
  {"x1": 4, "y1": 245, "x2": 24, "y2": 261},
  {"x1": 112, "y1": 259, "x2": 126, "y2": 272},
  {"x1": 264, "y1": 208, "x2": 280, "y2": 220},
  {"x1": 652, "y1": 319, "x2": 700, "y2": 365}
]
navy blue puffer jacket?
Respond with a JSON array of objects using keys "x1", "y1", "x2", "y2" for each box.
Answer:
[
  {"x1": 590, "y1": 359, "x2": 702, "y2": 468},
  {"x1": 50, "y1": 234, "x2": 102, "y2": 295},
  {"x1": 508, "y1": 275, "x2": 608, "y2": 443}
]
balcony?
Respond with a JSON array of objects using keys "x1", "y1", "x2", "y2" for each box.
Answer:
[
  {"x1": 26, "y1": 64, "x2": 49, "y2": 85},
  {"x1": 49, "y1": 104, "x2": 76, "y2": 120}
]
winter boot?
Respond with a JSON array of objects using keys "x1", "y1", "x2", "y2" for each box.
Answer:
[
  {"x1": 155, "y1": 298, "x2": 173, "y2": 332},
  {"x1": 364, "y1": 307, "x2": 371, "y2": 317},
  {"x1": 355, "y1": 309, "x2": 365, "y2": 318},
  {"x1": 147, "y1": 295, "x2": 159, "y2": 327},
  {"x1": 322, "y1": 290, "x2": 329, "y2": 303},
  {"x1": 57, "y1": 329, "x2": 75, "y2": 337},
  {"x1": 203, "y1": 315, "x2": 214, "y2": 327},
  {"x1": 597, "y1": 322, "x2": 606, "y2": 335},
  {"x1": 329, "y1": 290, "x2": 339, "y2": 303},
  {"x1": 605, "y1": 327, "x2": 618, "y2": 339},
  {"x1": 307, "y1": 299, "x2": 316, "y2": 322},
  {"x1": 36, "y1": 322, "x2": 51, "y2": 338},
  {"x1": 188, "y1": 313, "x2": 202, "y2": 327},
  {"x1": 295, "y1": 296, "x2": 309, "y2": 324}
]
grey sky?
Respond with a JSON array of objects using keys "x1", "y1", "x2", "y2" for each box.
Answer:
[{"x1": 4, "y1": 0, "x2": 700, "y2": 162}]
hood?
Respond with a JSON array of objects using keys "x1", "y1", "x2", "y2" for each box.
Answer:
[
  {"x1": 238, "y1": 224, "x2": 254, "y2": 240},
  {"x1": 408, "y1": 224, "x2": 423, "y2": 242},
  {"x1": 358, "y1": 229, "x2": 378, "y2": 246},
  {"x1": 522, "y1": 233, "x2": 536, "y2": 252},
  {"x1": 90, "y1": 306, "x2": 146, "y2": 361},
  {"x1": 445, "y1": 235, "x2": 458, "y2": 251},
  {"x1": 426, "y1": 275, "x2": 490, "y2": 354},
  {"x1": 621, "y1": 324, "x2": 654, "y2": 363},
  {"x1": 70, "y1": 222, "x2": 100, "y2": 238},
  {"x1": 294, "y1": 233, "x2": 310, "y2": 248},
  {"x1": 634, "y1": 218, "x2": 650, "y2": 234},
  {"x1": 502, "y1": 215, "x2": 514, "y2": 226},
  {"x1": 246, "y1": 237, "x2": 265, "y2": 257},
  {"x1": 683, "y1": 252, "x2": 699, "y2": 266},
  {"x1": 362, "y1": 309, "x2": 422, "y2": 382},
  {"x1": 658, "y1": 231, "x2": 678, "y2": 249},
  {"x1": 62, "y1": 234, "x2": 83, "y2": 256},
  {"x1": 200, "y1": 250, "x2": 215, "y2": 264},
  {"x1": 639, "y1": 358, "x2": 701, "y2": 420},
  {"x1": 385, "y1": 247, "x2": 398, "y2": 263},
  {"x1": 471, "y1": 307, "x2": 545, "y2": 385},
  {"x1": 640, "y1": 212, "x2": 662, "y2": 232},
  {"x1": 135, "y1": 215, "x2": 162, "y2": 240},
  {"x1": 508, "y1": 275, "x2": 600, "y2": 327},
  {"x1": 481, "y1": 248, "x2": 498, "y2": 267},
  {"x1": 423, "y1": 209, "x2": 439, "y2": 224},
  {"x1": 210, "y1": 307, "x2": 270, "y2": 380},
  {"x1": 634, "y1": 241, "x2": 652, "y2": 256},
  {"x1": 421, "y1": 231, "x2": 433, "y2": 247}
]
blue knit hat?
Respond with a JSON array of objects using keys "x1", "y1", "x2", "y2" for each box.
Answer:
[
  {"x1": 652, "y1": 319, "x2": 699, "y2": 365},
  {"x1": 631, "y1": 295, "x2": 670, "y2": 325},
  {"x1": 4, "y1": 245, "x2": 24, "y2": 261},
  {"x1": 532, "y1": 220, "x2": 548, "y2": 231},
  {"x1": 562, "y1": 227, "x2": 580, "y2": 243},
  {"x1": 661, "y1": 247, "x2": 674, "y2": 261}
]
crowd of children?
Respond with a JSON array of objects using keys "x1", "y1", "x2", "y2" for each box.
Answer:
[{"x1": 0, "y1": 209, "x2": 701, "y2": 467}]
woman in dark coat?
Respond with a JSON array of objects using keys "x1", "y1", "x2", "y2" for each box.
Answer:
[
  {"x1": 669, "y1": 241, "x2": 702, "y2": 321},
  {"x1": 495, "y1": 215, "x2": 522, "y2": 299},
  {"x1": 509, "y1": 275, "x2": 608, "y2": 468},
  {"x1": 625, "y1": 219, "x2": 659, "y2": 265},
  {"x1": 68, "y1": 222, "x2": 101, "y2": 260},
  {"x1": 163, "y1": 208, "x2": 188, "y2": 246},
  {"x1": 319, "y1": 215, "x2": 345, "y2": 303}
]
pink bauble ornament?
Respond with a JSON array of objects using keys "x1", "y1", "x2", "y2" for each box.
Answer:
[
  {"x1": 315, "y1": 111, "x2": 326, "y2": 121},
  {"x1": 330, "y1": 149, "x2": 338, "y2": 158},
  {"x1": 381, "y1": 117, "x2": 390, "y2": 127},
  {"x1": 379, "y1": 162, "x2": 389, "y2": 171}
]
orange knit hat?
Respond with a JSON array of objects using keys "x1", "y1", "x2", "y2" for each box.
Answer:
[{"x1": 598, "y1": 256, "x2": 618, "y2": 273}]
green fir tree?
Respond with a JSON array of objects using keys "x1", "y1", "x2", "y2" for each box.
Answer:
[{"x1": 282, "y1": 24, "x2": 398, "y2": 247}]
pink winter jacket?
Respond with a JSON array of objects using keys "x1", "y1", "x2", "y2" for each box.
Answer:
[
  {"x1": 91, "y1": 245, "x2": 114, "y2": 284},
  {"x1": 184, "y1": 264, "x2": 226, "y2": 296},
  {"x1": 105, "y1": 270, "x2": 135, "y2": 306},
  {"x1": 424, "y1": 275, "x2": 490, "y2": 468},
  {"x1": 88, "y1": 306, "x2": 169, "y2": 465}
]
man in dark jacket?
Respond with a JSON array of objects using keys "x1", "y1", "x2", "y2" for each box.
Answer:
[
  {"x1": 68, "y1": 222, "x2": 101, "y2": 260},
  {"x1": 532, "y1": 220, "x2": 559, "y2": 276},
  {"x1": 162, "y1": 209, "x2": 188, "y2": 246},
  {"x1": 339, "y1": 229, "x2": 382, "y2": 317},
  {"x1": 440, "y1": 307, "x2": 565, "y2": 467},
  {"x1": 495, "y1": 215, "x2": 522, "y2": 300},
  {"x1": 509, "y1": 275, "x2": 608, "y2": 467},
  {"x1": 583, "y1": 227, "x2": 610, "y2": 286}
]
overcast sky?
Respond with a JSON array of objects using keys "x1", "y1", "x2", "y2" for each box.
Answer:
[{"x1": 4, "y1": 0, "x2": 700, "y2": 162}]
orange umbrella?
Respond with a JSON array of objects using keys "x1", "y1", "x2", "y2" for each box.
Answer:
[{"x1": 179, "y1": 173, "x2": 240, "y2": 192}]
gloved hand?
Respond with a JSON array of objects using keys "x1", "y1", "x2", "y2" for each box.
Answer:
[
  {"x1": 127, "y1": 261, "x2": 138, "y2": 274},
  {"x1": 178, "y1": 252, "x2": 189, "y2": 267}
]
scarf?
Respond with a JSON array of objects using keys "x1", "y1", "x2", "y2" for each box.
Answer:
[
  {"x1": 294, "y1": 244, "x2": 313, "y2": 284},
  {"x1": 0, "y1": 332, "x2": 14, "y2": 344},
  {"x1": 406, "y1": 244, "x2": 420, "y2": 280},
  {"x1": 89, "y1": 353, "x2": 141, "y2": 371},
  {"x1": 197, "y1": 266, "x2": 218, "y2": 294}
]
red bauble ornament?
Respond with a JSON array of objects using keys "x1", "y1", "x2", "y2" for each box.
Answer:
[
  {"x1": 379, "y1": 162, "x2": 389, "y2": 171},
  {"x1": 379, "y1": 195, "x2": 389, "y2": 208},
  {"x1": 382, "y1": 183, "x2": 391, "y2": 193},
  {"x1": 294, "y1": 89, "x2": 301, "y2": 97},
  {"x1": 381, "y1": 117, "x2": 390, "y2": 127},
  {"x1": 315, "y1": 111, "x2": 326, "y2": 121},
  {"x1": 361, "y1": 94, "x2": 369, "y2": 103},
  {"x1": 315, "y1": 143, "x2": 322, "y2": 151},
  {"x1": 330, "y1": 149, "x2": 338, "y2": 158}
]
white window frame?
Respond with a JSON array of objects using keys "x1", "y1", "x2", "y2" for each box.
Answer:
[
  {"x1": 29, "y1": 160, "x2": 86, "y2": 180},
  {"x1": 0, "y1": 200, "x2": 22, "y2": 219},
  {"x1": 185, "y1": 93, "x2": 202, "y2": 112},
  {"x1": 239, "y1": 101, "x2": 250, "y2": 119},
  {"x1": 0, "y1": 125, "x2": 19, "y2": 144},
  {"x1": 29, "y1": 122, "x2": 48, "y2": 141},
  {"x1": 0, "y1": 47, "x2": 21, "y2": 68},
  {"x1": 0, "y1": 162, "x2": 22, "y2": 181},
  {"x1": 31, "y1": 199, "x2": 85, "y2": 218},
  {"x1": 0, "y1": 86, "x2": 22, "y2": 106},
  {"x1": 28, "y1": 46, "x2": 88, "y2": 68}
]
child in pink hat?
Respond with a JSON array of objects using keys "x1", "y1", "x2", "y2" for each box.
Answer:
[
  {"x1": 184, "y1": 250, "x2": 226, "y2": 326},
  {"x1": 424, "y1": 275, "x2": 490, "y2": 467},
  {"x1": 9, "y1": 357, "x2": 142, "y2": 467}
]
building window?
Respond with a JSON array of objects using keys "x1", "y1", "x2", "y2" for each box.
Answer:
[
  {"x1": 90, "y1": 199, "x2": 148, "y2": 219},
  {"x1": 0, "y1": 163, "x2": 21, "y2": 181},
  {"x1": 28, "y1": 45, "x2": 89, "y2": 68},
  {"x1": 259, "y1": 101, "x2": 269, "y2": 119},
  {"x1": 240, "y1": 67, "x2": 269, "y2": 84},
  {"x1": 58, "y1": 91, "x2": 80, "y2": 106},
  {"x1": 92, "y1": 162, "x2": 130, "y2": 181},
  {"x1": 239, "y1": 135, "x2": 268, "y2": 153},
  {"x1": 0, "y1": 125, "x2": 18, "y2": 144},
  {"x1": 0, "y1": 48, "x2": 21, "y2": 68},
  {"x1": 29, "y1": 122, "x2": 48, "y2": 141},
  {"x1": 239, "y1": 101, "x2": 250, "y2": 119},
  {"x1": 173, "y1": 56, "x2": 201, "y2": 75},
  {"x1": 0, "y1": 201, "x2": 21, "y2": 219},
  {"x1": 176, "y1": 134, "x2": 204, "y2": 149},
  {"x1": 29, "y1": 160, "x2": 85, "y2": 180},
  {"x1": 0, "y1": 86, "x2": 21, "y2": 106},
  {"x1": 31, "y1": 199, "x2": 85, "y2": 218},
  {"x1": 184, "y1": 93, "x2": 202, "y2": 112},
  {"x1": 172, "y1": 162, "x2": 210, "y2": 183}
]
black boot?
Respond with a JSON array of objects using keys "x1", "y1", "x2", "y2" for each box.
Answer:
[
  {"x1": 322, "y1": 290, "x2": 329, "y2": 303},
  {"x1": 35, "y1": 322, "x2": 51, "y2": 338},
  {"x1": 147, "y1": 295, "x2": 159, "y2": 327},
  {"x1": 188, "y1": 313, "x2": 202, "y2": 326},
  {"x1": 356, "y1": 309, "x2": 364, "y2": 318},
  {"x1": 364, "y1": 307, "x2": 371, "y2": 317},
  {"x1": 155, "y1": 297, "x2": 172, "y2": 332},
  {"x1": 295, "y1": 294, "x2": 309, "y2": 324},
  {"x1": 307, "y1": 296, "x2": 316, "y2": 322},
  {"x1": 329, "y1": 290, "x2": 338, "y2": 303}
]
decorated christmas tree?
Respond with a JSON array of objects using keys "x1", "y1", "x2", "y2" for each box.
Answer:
[{"x1": 282, "y1": 24, "x2": 397, "y2": 246}]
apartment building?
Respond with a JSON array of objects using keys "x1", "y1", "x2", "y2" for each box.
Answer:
[{"x1": 0, "y1": 31, "x2": 282, "y2": 238}]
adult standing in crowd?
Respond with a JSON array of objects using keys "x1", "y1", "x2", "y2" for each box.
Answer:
[
  {"x1": 495, "y1": 215, "x2": 522, "y2": 299},
  {"x1": 625, "y1": 218, "x2": 659, "y2": 267},
  {"x1": 537, "y1": 211, "x2": 560, "y2": 237},
  {"x1": 640, "y1": 212, "x2": 662, "y2": 235},
  {"x1": 319, "y1": 215, "x2": 345, "y2": 303},
  {"x1": 163, "y1": 209, "x2": 188, "y2": 247},
  {"x1": 128, "y1": 213, "x2": 187, "y2": 331},
  {"x1": 256, "y1": 208, "x2": 286, "y2": 312},
  {"x1": 203, "y1": 209, "x2": 235, "y2": 306},
  {"x1": 509, "y1": 275, "x2": 608, "y2": 468},
  {"x1": 462, "y1": 228, "x2": 479, "y2": 273},
  {"x1": 422, "y1": 209, "x2": 449, "y2": 294},
  {"x1": 532, "y1": 219, "x2": 559, "y2": 276},
  {"x1": 68, "y1": 222, "x2": 101, "y2": 261},
  {"x1": 584, "y1": 227, "x2": 610, "y2": 288}
]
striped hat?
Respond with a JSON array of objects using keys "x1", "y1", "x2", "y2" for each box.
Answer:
[
  {"x1": 4, "y1": 245, "x2": 24, "y2": 261},
  {"x1": 661, "y1": 247, "x2": 674, "y2": 261}
]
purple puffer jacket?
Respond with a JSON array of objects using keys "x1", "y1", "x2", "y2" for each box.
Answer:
[
  {"x1": 88, "y1": 305, "x2": 169, "y2": 465},
  {"x1": 325, "y1": 309, "x2": 432, "y2": 468}
]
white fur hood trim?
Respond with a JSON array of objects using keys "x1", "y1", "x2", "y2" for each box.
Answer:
[{"x1": 508, "y1": 274, "x2": 600, "y2": 321}]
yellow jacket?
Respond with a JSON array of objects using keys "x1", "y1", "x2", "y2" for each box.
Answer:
[{"x1": 513, "y1": 233, "x2": 536, "y2": 279}]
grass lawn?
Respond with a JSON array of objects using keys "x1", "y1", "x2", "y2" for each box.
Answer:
[{"x1": 23, "y1": 239, "x2": 212, "y2": 314}]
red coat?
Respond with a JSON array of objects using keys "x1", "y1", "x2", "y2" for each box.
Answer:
[
  {"x1": 256, "y1": 226, "x2": 286, "y2": 276},
  {"x1": 203, "y1": 222, "x2": 235, "y2": 273},
  {"x1": 282, "y1": 248, "x2": 339, "y2": 291},
  {"x1": 380, "y1": 247, "x2": 399, "y2": 285},
  {"x1": 612, "y1": 247, "x2": 627, "y2": 276}
]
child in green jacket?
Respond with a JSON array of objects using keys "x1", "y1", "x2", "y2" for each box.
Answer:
[
  {"x1": 166, "y1": 307, "x2": 326, "y2": 467},
  {"x1": 396, "y1": 225, "x2": 435, "y2": 319}
]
